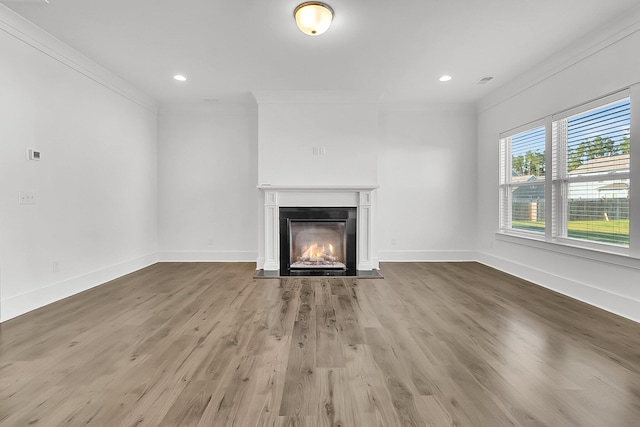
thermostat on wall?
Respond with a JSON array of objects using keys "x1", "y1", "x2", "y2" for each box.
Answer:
[{"x1": 28, "y1": 149, "x2": 41, "y2": 161}]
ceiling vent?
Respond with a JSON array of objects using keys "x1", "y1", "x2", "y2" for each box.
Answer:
[{"x1": 477, "y1": 76, "x2": 495, "y2": 85}]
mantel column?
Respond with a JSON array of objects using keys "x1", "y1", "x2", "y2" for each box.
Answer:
[
  {"x1": 358, "y1": 191, "x2": 374, "y2": 270},
  {"x1": 263, "y1": 190, "x2": 279, "y2": 271}
]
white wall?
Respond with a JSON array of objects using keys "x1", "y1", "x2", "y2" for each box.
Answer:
[
  {"x1": 476, "y1": 15, "x2": 640, "y2": 321},
  {"x1": 0, "y1": 8, "x2": 158, "y2": 321},
  {"x1": 377, "y1": 105, "x2": 478, "y2": 261},
  {"x1": 157, "y1": 104, "x2": 259, "y2": 261},
  {"x1": 257, "y1": 95, "x2": 378, "y2": 186}
]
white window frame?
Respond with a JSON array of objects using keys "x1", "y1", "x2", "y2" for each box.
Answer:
[
  {"x1": 552, "y1": 90, "x2": 630, "y2": 252},
  {"x1": 498, "y1": 88, "x2": 637, "y2": 259},
  {"x1": 499, "y1": 120, "x2": 547, "y2": 239}
]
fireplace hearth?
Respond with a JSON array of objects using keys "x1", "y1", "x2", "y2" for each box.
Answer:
[{"x1": 279, "y1": 207, "x2": 356, "y2": 276}]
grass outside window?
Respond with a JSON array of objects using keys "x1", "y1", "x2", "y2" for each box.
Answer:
[{"x1": 513, "y1": 219, "x2": 629, "y2": 245}]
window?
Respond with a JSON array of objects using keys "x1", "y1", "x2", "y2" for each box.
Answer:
[
  {"x1": 500, "y1": 123, "x2": 546, "y2": 235},
  {"x1": 553, "y1": 93, "x2": 630, "y2": 247},
  {"x1": 499, "y1": 90, "x2": 631, "y2": 251}
]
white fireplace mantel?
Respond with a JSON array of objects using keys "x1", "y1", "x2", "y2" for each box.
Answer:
[{"x1": 258, "y1": 185, "x2": 379, "y2": 272}]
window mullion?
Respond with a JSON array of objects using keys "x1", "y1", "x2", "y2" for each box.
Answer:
[
  {"x1": 564, "y1": 172, "x2": 630, "y2": 184},
  {"x1": 544, "y1": 116, "x2": 552, "y2": 242},
  {"x1": 553, "y1": 118, "x2": 568, "y2": 238},
  {"x1": 629, "y1": 85, "x2": 640, "y2": 257}
]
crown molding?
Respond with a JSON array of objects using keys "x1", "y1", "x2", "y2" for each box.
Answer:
[
  {"x1": 158, "y1": 101, "x2": 257, "y2": 116},
  {"x1": 476, "y1": 3, "x2": 640, "y2": 114},
  {"x1": 379, "y1": 101, "x2": 476, "y2": 114},
  {"x1": 253, "y1": 90, "x2": 381, "y2": 104},
  {"x1": 0, "y1": 4, "x2": 158, "y2": 113}
]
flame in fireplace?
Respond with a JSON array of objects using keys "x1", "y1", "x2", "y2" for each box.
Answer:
[
  {"x1": 289, "y1": 222, "x2": 346, "y2": 269},
  {"x1": 299, "y1": 242, "x2": 338, "y2": 262},
  {"x1": 302, "y1": 244, "x2": 324, "y2": 259}
]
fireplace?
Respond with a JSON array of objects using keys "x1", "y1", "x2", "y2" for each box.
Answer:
[
  {"x1": 258, "y1": 185, "x2": 377, "y2": 273},
  {"x1": 279, "y1": 207, "x2": 357, "y2": 276}
]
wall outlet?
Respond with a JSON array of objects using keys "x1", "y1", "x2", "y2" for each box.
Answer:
[
  {"x1": 52, "y1": 261, "x2": 60, "y2": 273},
  {"x1": 391, "y1": 238, "x2": 397, "y2": 246},
  {"x1": 208, "y1": 238, "x2": 214, "y2": 246},
  {"x1": 18, "y1": 191, "x2": 37, "y2": 204}
]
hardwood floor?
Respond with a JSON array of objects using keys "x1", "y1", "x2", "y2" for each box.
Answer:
[{"x1": 1, "y1": 262, "x2": 639, "y2": 426}]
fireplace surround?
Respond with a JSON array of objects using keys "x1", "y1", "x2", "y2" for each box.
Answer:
[{"x1": 258, "y1": 185, "x2": 378, "y2": 274}]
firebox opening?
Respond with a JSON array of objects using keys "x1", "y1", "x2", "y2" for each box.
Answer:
[
  {"x1": 279, "y1": 206, "x2": 357, "y2": 276},
  {"x1": 290, "y1": 221, "x2": 347, "y2": 269}
]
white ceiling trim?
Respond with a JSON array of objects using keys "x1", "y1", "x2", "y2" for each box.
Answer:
[
  {"x1": 158, "y1": 102, "x2": 256, "y2": 116},
  {"x1": 253, "y1": 90, "x2": 381, "y2": 104},
  {"x1": 379, "y1": 102, "x2": 476, "y2": 114},
  {"x1": 0, "y1": 4, "x2": 158, "y2": 113},
  {"x1": 476, "y1": 3, "x2": 640, "y2": 114}
]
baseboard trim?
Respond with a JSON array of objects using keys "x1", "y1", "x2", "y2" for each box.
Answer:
[
  {"x1": 378, "y1": 250, "x2": 477, "y2": 262},
  {"x1": 1, "y1": 253, "x2": 158, "y2": 322},
  {"x1": 158, "y1": 251, "x2": 258, "y2": 262},
  {"x1": 476, "y1": 251, "x2": 640, "y2": 323}
]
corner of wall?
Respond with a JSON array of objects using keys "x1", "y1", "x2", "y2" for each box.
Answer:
[
  {"x1": 476, "y1": 251, "x2": 640, "y2": 323},
  {"x1": 1, "y1": 253, "x2": 158, "y2": 322},
  {"x1": 0, "y1": 4, "x2": 158, "y2": 113}
]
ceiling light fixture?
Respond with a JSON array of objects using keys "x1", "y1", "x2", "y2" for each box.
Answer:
[
  {"x1": 439, "y1": 75, "x2": 452, "y2": 82},
  {"x1": 294, "y1": 2, "x2": 334, "y2": 36},
  {"x1": 173, "y1": 75, "x2": 187, "y2": 82}
]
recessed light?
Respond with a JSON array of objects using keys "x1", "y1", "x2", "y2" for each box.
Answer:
[
  {"x1": 439, "y1": 75, "x2": 452, "y2": 82},
  {"x1": 173, "y1": 75, "x2": 187, "y2": 82}
]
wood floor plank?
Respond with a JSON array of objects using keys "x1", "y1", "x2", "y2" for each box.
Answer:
[
  {"x1": 270, "y1": 279, "x2": 300, "y2": 339},
  {"x1": 1, "y1": 262, "x2": 639, "y2": 426},
  {"x1": 342, "y1": 279, "x2": 384, "y2": 328},
  {"x1": 316, "y1": 367, "x2": 376, "y2": 427},
  {"x1": 364, "y1": 327, "x2": 431, "y2": 425},
  {"x1": 342, "y1": 343, "x2": 404, "y2": 426},
  {"x1": 315, "y1": 305, "x2": 345, "y2": 368},
  {"x1": 196, "y1": 355, "x2": 260, "y2": 426},
  {"x1": 276, "y1": 416, "x2": 314, "y2": 427},
  {"x1": 333, "y1": 294, "x2": 366, "y2": 346},
  {"x1": 278, "y1": 279, "x2": 318, "y2": 416},
  {"x1": 244, "y1": 334, "x2": 292, "y2": 427},
  {"x1": 314, "y1": 279, "x2": 333, "y2": 306},
  {"x1": 158, "y1": 380, "x2": 213, "y2": 427}
]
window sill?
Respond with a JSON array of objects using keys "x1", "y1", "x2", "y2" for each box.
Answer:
[{"x1": 495, "y1": 230, "x2": 640, "y2": 270}]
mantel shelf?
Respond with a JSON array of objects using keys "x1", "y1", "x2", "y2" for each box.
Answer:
[{"x1": 257, "y1": 184, "x2": 379, "y2": 191}]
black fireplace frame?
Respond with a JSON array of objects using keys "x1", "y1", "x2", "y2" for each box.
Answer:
[{"x1": 279, "y1": 207, "x2": 357, "y2": 276}]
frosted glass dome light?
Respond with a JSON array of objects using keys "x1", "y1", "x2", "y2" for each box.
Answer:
[{"x1": 294, "y1": 2, "x2": 334, "y2": 36}]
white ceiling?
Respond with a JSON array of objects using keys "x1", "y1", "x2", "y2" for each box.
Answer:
[{"x1": 2, "y1": 0, "x2": 639, "y2": 105}]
